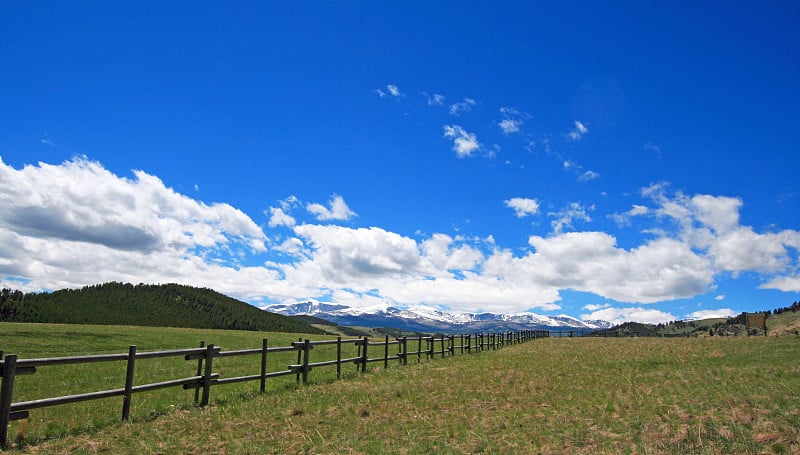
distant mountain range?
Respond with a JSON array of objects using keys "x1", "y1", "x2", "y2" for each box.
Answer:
[{"x1": 263, "y1": 301, "x2": 614, "y2": 333}]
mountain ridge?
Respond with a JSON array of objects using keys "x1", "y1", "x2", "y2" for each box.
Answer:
[{"x1": 263, "y1": 301, "x2": 613, "y2": 333}]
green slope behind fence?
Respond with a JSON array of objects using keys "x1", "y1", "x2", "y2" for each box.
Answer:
[{"x1": 0, "y1": 330, "x2": 548, "y2": 448}]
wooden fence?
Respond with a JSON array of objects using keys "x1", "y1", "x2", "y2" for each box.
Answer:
[{"x1": 0, "y1": 330, "x2": 549, "y2": 448}]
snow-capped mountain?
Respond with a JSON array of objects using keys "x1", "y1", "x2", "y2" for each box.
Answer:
[{"x1": 263, "y1": 301, "x2": 613, "y2": 333}]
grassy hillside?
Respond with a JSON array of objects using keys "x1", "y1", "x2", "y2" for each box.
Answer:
[
  {"x1": 0, "y1": 282, "x2": 325, "y2": 334},
  {"x1": 597, "y1": 302, "x2": 800, "y2": 338}
]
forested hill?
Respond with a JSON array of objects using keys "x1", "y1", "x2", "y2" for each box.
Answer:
[{"x1": 0, "y1": 282, "x2": 325, "y2": 334}]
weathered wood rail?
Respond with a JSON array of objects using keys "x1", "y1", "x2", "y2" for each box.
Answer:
[{"x1": 0, "y1": 330, "x2": 549, "y2": 448}]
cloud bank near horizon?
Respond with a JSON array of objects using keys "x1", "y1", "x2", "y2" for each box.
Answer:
[{"x1": 1, "y1": 157, "x2": 798, "y2": 323}]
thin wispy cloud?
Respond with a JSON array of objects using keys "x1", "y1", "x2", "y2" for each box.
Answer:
[
  {"x1": 549, "y1": 202, "x2": 593, "y2": 234},
  {"x1": 375, "y1": 84, "x2": 402, "y2": 98},
  {"x1": 449, "y1": 97, "x2": 476, "y2": 116},
  {"x1": 578, "y1": 170, "x2": 600, "y2": 182},
  {"x1": 567, "y1": 120, "x2": 589, "y2": 140},
  {"x1": 426, "y1": 93, "x2": 445, "y2": 106}
]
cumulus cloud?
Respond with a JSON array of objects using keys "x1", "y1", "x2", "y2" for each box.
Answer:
[
  {"x1": 761, "y1": 275, "x2": 800, "y2": 292},
  {"x1": 685, "y1": 308, "x2": 737, "y2": 320},
  {"x1": 0, "y1": 156, "x2": 273, "y2": 298},
  {"x1": 0, "y1": 157, "x2": 266, "y2": 253},
  {"x1": 505, "y1": 197, "x2": 540, "y2": 218},
  {"x1": 2, "y1": 157, "x2": 799, "y2": 318},
  {"x1": 581, "y1": 306, "x2": 676, "y2": 325},
  {"x1": 567, "y1": 121, "x2": 588, "y2": 140},
  {"x1": 268, "y1": 207, "x2": 296, "y2": 228},
  {"x1": 306, "y1": 195, "x2": 357, "y2": 221},
  {"x1": 449, "y1": 97, "x2": 476, "y2": 116},
  {"x1": 443, "y1": 125, "x2": 480, "y2": 157},
  {"x1": 641, "y1": 184, "x2": 800, "y2": 285},
  {"x1": 583, "y1": 303, "x2": 610, "y2": 311}
]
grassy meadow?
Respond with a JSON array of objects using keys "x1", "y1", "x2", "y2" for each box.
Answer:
[{"x1": 2, "y1": 323, "x2": 799, "y2": 454}]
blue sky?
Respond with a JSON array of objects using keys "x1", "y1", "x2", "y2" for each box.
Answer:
[{"x1": 1, "y1": 2, "x2": 799, "y2": 324}]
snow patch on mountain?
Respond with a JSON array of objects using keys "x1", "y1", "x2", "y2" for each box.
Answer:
[{"x1": 263, "y1": 301, "x2": 613, "y2": 332}]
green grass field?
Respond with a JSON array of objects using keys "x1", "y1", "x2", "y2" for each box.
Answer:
[{"x1": 2, "y1": 323, "x2": 799, "y2": 454}]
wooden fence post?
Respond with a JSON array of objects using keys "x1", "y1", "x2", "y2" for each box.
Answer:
[
  {"x1": 260, "y1": 339, "x2": 268, "y2": 393},
  {"x1": 295, "y1": 337, "x2": 303, "y2": 383},
  {"x1": 121, "y1": 345, "x2": 136, "y2": 421},
  {"x1": 336, "y1": 336, "x2": 342, "y2": 379},
  {"x1": 200, "y1": 344, "x2": 214, "y2": 407},
  {"x1": 302, "y1": 340, "x2": 311, "y2": 385},
  {"x1": 193, "y1": 341, "x2": 205, "y2": 405},
  {"x1": 0, "y1": 354, "x2": 17, "y2": 449},
  {"x1": 360, "y1": 337, "x2": 369, "y2": 373},
  {"x1": 417, "y1": 336, "x2": 422, "y2": 363},
  {"x1": 401, "y1": 337, "x2": 408, "y2": 366},
  {"x1": 384, "y1": 335, "x2": 389, "y2": 369}
]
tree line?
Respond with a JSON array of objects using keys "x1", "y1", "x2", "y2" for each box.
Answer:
[{"x1": 0, "y1": 282, "x2": 325, "y2": 334}]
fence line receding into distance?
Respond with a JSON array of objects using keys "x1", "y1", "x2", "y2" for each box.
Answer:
[{"x1": 0, "y1": 330, "x2": 556, "y2": 448}]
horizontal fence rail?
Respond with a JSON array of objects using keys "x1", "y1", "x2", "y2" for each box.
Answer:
[{"x1": 0, "y1": 330, "x2": 552, "y2": 448}]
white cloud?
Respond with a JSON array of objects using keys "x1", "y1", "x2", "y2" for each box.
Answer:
[
  {"x1": 644, "y1": 143, "x2": 663, "y2": 157},
  {"x1": 504, "y1": 197, "x2": 540, "y2": 218},
  {"x1": 0, "y1": 157, "x2": 266, "y2": 254},
  {"x1": 641, "y1": 184, "x2": 800, "y2": 281},
  {"x1": 578, "y1": 170, "x2": 600, "y2": 182},
  {"x1": 267, "y1": 196, "x2": 301, "y2": 228},
  {"x1": 549, "y1": 202, "x2": 593, "y2": 234},
  {"x1": 567, "y1": 121, "x2": 589, "y2": 140},
  {"x1": 375, "y1": 84, "x2": 401, "y2": 98},
  {"x1": 522, "y1": 233, "x2": 713, "y2": 303},
  {"x1": 449, "y1": 97, "x2": 476, "y2": 116},
  {"x1": 691, "y1": 194, "x2": 742, "y2": 235},
  {"x1": 498, "y1": 107, "x2": 527, "y2": 135},
  {"x1": 583, "y1": 303, "x2": 610, "y2": 311},
  {"x1": 609, "y1": 204, "x2": 650, "y2": 227},
  {"x1": 427, "y1": 93, "x2": 445, "y2": 106},
  {"x1": 267, "y1": 207, "x2": 296, "y2": 228},
  {"x1": 685, "y1": 308, "x2": 736, "y2": 320},
  {"x1": 273, "y1": 237, "x2": 307, "y2": 257},
  {"x1": 498, "y1": 119, "x2": 522, "y2": 135},
  {"x1": 715, "y1": 294, "x2": 725, "y2": 301},
  {"x1": 306, "y1": 195, "x2": 357, "y2": 221},
  {"x1": 0, "y1": 156, "x2": 273, "y2": 298},
  {"x1": 761, "y1": 275, "x2": 800, "y2": 292},
  {"x1": 443, "y1": 125, "x2": 480, "y2": 158},
  {"x1": 580, "y1": 306, "x2": 676, "y2": 325},
  {"x1": 709, "y1": 227, "x2": 799, "y2": 273},
  {"x1": 2, "y1": 157, "x2": 798, "y2": 318}
]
